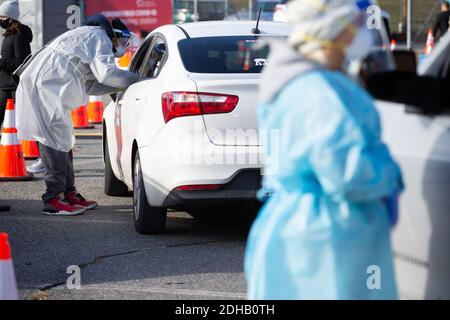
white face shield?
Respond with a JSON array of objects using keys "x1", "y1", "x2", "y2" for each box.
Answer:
[
  {"x1": 344, "y1": 6, "x2": 396, "y2": 79},
  {"x1": 112, "y1": 28, "x2": 134, "y2": 58}
]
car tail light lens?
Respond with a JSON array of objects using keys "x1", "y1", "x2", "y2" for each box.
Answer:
[
  {"x1": 161, "y1": 92, "x2": 239, "y2": 123},
  {"x1": 176, "y1": 184, "x2": 222, "y2": 191}
]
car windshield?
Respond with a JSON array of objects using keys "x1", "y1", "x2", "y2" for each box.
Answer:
[
  {"x1": 178, "y1": 36, "x2": 271, "y2": 74},
  {"x1": 257, "y1": 1, "x2": 280, "y2": 11}
]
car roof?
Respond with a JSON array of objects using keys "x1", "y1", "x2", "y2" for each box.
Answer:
[{"x1": 175, "y1": 21, "x2": 292, "y2": 38}]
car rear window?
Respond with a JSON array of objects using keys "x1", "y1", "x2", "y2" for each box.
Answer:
[{"x1": 178, "y1": 36, "x2": 271, "y2": 74}]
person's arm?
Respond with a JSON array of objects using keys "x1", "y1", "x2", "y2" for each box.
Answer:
[
  {"x1": 0, "y1": 31, "x2": 31, "y2": 73},
  {"x1": 433, "y1": 13, "x2": 442, "y2": 38},
  {"x1": 88, "y1": 34, "x2": 140, "y2": 90},
  {"x1": 85, "y1": 79, "x2": 124, "y2": 96},
  {"x1": 90, "y1": 56, "x2": 140, "y2": 89}
]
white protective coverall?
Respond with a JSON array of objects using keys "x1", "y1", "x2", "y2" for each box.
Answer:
[{"x1": 15, "y1": 26, "x2": 140, "y2": 152}]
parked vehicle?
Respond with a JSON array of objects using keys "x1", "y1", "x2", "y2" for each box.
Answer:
[
  {"x1": 273, "y1": 0, "x2": 288, "y2": 22},
  {"x1": 225, "y1": 1, "x2": 283, "y2": 21},
  {"x1": 369, "y1": 35, "x2": 450, "y2": 300},
  {"x1": 103, "y1": 21, "x2": 290, "y2": 235},
  {"x1": 173, "y1": 0, "x2": 226, "y2": 22}
]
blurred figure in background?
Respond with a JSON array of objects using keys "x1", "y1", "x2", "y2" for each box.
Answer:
[
  {"x1": 245, "y1": 0, "x2": 404, "y2": 300},
  {"x1": 0, "y1": 0, "x2": 32, "y2": 127},
  {"x1": 0, "y1": 0, "x2": 32, "y2": 213},
  {"x1": 433, "y1": 0, "x2": 450, "y2": 43}
]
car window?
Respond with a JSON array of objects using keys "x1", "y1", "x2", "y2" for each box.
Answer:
[
  {"x1": 257, "y1": 1, "x2": 279, "y2": 12},
  {"x1": 178, "y1": 36, "x2": 272, "y2": 74},
  {"x1": 139, "y1": 37, "x2": 167, "y2": 78},
  {"x1": 129, "y1": 37, "x2": 153, "y2": 73}
]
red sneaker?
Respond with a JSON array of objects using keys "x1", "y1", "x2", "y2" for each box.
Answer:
[
  {"x1": 43, "y1": 197, "x2": 86, "y2": 216},
  {"x1": 66, "y1": 191, "x2": 98, "y2": 210}
]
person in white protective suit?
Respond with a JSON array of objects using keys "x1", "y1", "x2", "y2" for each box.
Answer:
[{"x1": 15, "y1": 15, "x2": 140, "y2": 216}]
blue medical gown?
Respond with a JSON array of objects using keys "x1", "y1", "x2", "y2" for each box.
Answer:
[{"x1": 245, "y1": 70, "x2": 404, "y2": 300}]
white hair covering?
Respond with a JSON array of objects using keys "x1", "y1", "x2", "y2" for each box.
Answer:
[{"x1": 287, "y1": 0, "x2": 363, "y2": 55}]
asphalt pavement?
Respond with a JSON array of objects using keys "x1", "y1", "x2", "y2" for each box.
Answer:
[{"x1": 0, "y1": 130, "x2": 250, "y2": 300}]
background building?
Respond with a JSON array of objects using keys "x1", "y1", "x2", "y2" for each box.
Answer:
[{"x1": 0, "y1": 0, "x2": 443, "y2": 53}]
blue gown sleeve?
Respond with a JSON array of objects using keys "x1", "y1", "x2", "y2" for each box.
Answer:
[{"x1": 305, "y1": 83, "x2": 404, "y2": 203}]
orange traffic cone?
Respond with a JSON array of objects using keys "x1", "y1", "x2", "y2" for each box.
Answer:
[
  {"x1": 425, "y1": 29, "x2": 434, "y2": 55},
  {"x1": 21, "y1": 140, "x2": 40, "y2": 160},
  {"x1": 243, "y1": 51, "x2": 251, "y2": 71},
  {"x1": 71, "y1": 105, "x2": 94, "y2": 129},
  {"x1": 87, "y1": 96, "x2": 104, "y2": 124},
  {"x1": 115, "y1": 51, "x2": 132, "y2": 70},
  {"x1": 0, "y1": 233, "x2": 19, "y2": 300},
  {"x1": 0, "y1": 99, "x2": 33, "y2": 181},
  {"x1": 390, "y1": 39, "x2": 397, "y2": 51}
]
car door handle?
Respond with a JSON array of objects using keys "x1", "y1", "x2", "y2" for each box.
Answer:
[{"x1": 135, "y1": 97, "x2": 148, "y2": 102}]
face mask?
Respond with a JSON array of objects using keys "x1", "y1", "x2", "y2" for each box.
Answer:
[
  {"x1": 114, "y1": 45, "x2": 126, "y2": 58},
  {"x1": 0, "y1": 19, "x2": 10, "y2": 29},
  {"x1": 345, "y1": 26, "x2": 375, "y2": 62}
]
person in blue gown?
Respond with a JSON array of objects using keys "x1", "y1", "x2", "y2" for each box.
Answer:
[{"x1": 245, "y1": 0, "x2": 404, "y2": 300}]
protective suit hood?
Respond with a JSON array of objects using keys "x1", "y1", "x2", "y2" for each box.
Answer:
[
  {"x1": 84, "y1": 14, "x2": 115, "y2": 40},
  {"x1": 259, "y1": 40, "x2": 323, "y2": 104}
]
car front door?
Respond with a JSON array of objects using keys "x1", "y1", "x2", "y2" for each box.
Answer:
[
  {"x1": 114, "y1": 37, "x2": 153, "y2": 183},
  {"x1": 119, "y1": 35, "x2": 168, "y2": 186},
  {"x1": 375, "y1": 50, "x2": 450, "y2": 299}
]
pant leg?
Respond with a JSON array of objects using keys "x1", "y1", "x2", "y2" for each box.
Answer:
[
  {"x1": 39, "y1": 144, "x2": 70, "y2": 203},
  {"x1": 65, "y1": 150, "x2": 75, "y2": 193},
  {"x1": 0, "y1": 90, "x2": 10, "y2": 128}
]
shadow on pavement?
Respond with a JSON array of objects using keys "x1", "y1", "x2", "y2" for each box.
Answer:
[{"x1": 0, "y1": 200, "x2": 255, "y2": 296}]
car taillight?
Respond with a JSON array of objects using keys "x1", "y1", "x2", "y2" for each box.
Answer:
[{"x1": 161, "y1": 92, "x2": 239, "y2": 123}]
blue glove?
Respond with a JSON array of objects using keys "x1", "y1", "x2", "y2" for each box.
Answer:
[{"x1": 385, "y1": 192, "x2": 399, "y2": 228}]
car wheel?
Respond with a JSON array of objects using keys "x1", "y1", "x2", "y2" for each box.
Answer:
[
  {"x1": 104, "y1": 132, "x2": 129, "y2": 196},
  {"x1": 133, "y1": 150, "x2": 167, "y2": 235}
]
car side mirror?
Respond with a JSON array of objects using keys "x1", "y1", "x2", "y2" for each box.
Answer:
[
  {"x1": 393, "y1": 50, "x2": 417, "y2": 74},
  {"x1": 110, "y1": 93, "x2": 117, "y2": 103}
]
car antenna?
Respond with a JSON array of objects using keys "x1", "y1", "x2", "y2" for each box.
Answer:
[{"x1": 252, "y1": 8, "x2": 262, "y2": 34}]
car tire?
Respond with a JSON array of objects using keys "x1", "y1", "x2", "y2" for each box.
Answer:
[
  {"x1": 104, "y1": 133, "x2": 130, "y2": 196},
  {"x1": 133, "y1": 150, "x2": 167, "y2": 235}
]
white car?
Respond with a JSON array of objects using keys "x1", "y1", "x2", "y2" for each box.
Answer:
[
  {"x1": 372, "y1": 36, "x2": 450, "y2": 299},
  {"x1": 103, "y1": 21, "x2": 291, "y2": 234}
]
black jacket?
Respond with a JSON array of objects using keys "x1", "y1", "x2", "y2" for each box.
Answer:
[
  {"x1": 433, "y1": 11, "x2": 450, "y2": 43},
  {"x1": 0, "y1": 24, "x2": 33, "y2": 90}
]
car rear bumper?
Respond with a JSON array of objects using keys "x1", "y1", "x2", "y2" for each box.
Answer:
[
  {"x1": 162, "y1": 169, "x2": 262, "y2": 210},
  {"x1": 138, "y1": 118, "x2": 266, "y2": 207}
]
